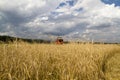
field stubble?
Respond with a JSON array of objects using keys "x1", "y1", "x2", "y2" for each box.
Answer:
[{"x1": 0, "y1": 42, "x2": 120, "y2": 80}]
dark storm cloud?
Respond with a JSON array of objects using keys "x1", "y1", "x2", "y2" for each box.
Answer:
[
  {"x1": 43, "y1": 22, "x2": 89, "y2": 36},
  {"x1": 0, "y1": 10, "x2": 29, "y2": 36},
  {"x1": 1, "y1": 10, "x2": 26, "y2": 26},
  {"x1": 0, "y1": 0, "x2": 120, "y2": 42},
  {"x1": 89, "y1": 23, "x2": 111, "y2": 30},
  {"x1": 0, "y1": 0, "x2": 60, "y2": 37}
]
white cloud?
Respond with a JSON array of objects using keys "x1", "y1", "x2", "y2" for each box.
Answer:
[
  {"x1": 0, "y1": 0, "x2": 60, "y2": 16},
  {"x1": 0, "y1": 0, "x2": 120, "y2": 42},
  {"x1": 40, "y1": 16, "x2": 49, "y2": 21}
]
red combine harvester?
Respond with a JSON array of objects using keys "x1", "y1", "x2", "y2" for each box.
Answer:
[{"x1": 55, "y1": 37, "x2": 63, "y2": 44}]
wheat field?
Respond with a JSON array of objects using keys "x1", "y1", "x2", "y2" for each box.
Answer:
[{"x1": 0, "y1": 42, "x2": 120, "y2": 80}]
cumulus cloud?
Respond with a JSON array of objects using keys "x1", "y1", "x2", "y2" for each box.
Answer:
[
  {"x1": 0, "y1": 0, "x2": 120, "y2": 42},
  {"x1": 0, "y1": 0, "x2": 61, "y2": 37}
]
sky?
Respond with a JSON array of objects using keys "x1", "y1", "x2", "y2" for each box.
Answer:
[{"x1": 0, "y1": 0, "x2": 120, "y2": 42}]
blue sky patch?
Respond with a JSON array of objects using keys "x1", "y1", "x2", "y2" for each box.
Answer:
[
  {"x1": 101, "y1": 0, "x2": 120, "y2": 6},
  {"x1": 66, "y1": 0, "x2": 74, "y2": 6},
  {"x1": 59, "y1": 2, "x2": 66, "y2": 7},
  {"x1": 0, "y1": 0, "x2": 120, "y2": 42}
]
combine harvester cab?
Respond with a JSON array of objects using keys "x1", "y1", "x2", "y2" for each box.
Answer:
[{"x1": 55, "y1": 37, "x2": 63, "y2": 44}]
